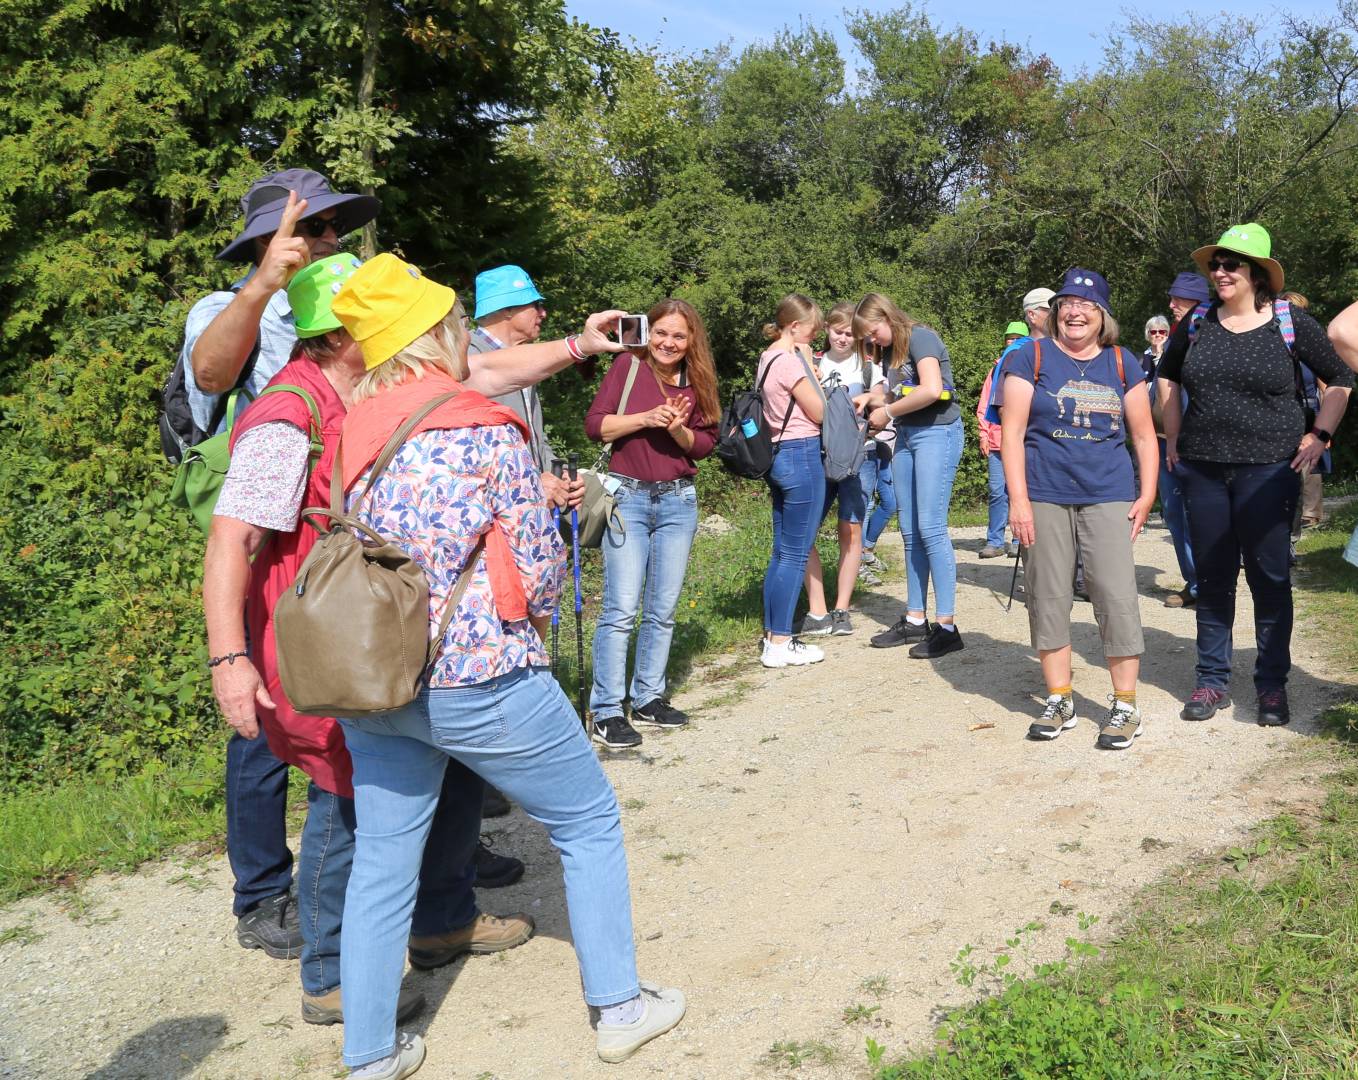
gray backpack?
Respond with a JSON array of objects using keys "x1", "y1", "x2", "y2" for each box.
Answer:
[{"x1": 794, "y1": 349, "x2": 867, "y2": 482}]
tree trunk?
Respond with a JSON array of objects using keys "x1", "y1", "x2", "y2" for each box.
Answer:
[{"x1": 358, "y1": 0, "x2": 381, "y2": 259}]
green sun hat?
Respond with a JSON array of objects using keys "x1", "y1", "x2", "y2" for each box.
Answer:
[
  {"x1": 288, "y1": 253, "x2": 363, "y2": 339},
  {"x1": 1004, "y1": 320, "x2": 1029, "y2": 338},
  {"x1": 1191, "y1": 222, "x2": 1284, "y2": 294}
]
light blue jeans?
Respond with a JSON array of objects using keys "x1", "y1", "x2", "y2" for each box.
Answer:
[
  {"x1": 985, "y1": 451, "x2": 1009, "y2": 548},
  {"x1": 338, "y1": 666, "x2": 638, "y2": 1068},
  {"x1": 764, "y1": 435, "x2": 825, "y2": 635},
  {"x1": 892, "y1": 420, "x2": 963, "y2": 617},
  {"x1": 860, "y1": 441, "x2": 897, "y2": 549},
  {"x1": 590, "y1": 479, "x2": 699, "y2": 719}
]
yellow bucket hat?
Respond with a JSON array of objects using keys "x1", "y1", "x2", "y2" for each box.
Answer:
[{"x1": 331, "y1": 252, "x2": 457, "y2": 371}]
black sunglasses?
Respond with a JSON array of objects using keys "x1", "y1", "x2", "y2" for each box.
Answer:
[
  {"x1": 1207, "y1": 256, "x2": 1248, "y2": 274},
  {"x1": 300, "y1": 214, "x2": 345, "y2": 238}
]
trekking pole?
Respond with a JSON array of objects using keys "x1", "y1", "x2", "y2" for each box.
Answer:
[
  {"x1": 551, "y1": 461, "x2": 565, "y2": 679},
  {"x1": 1006, "y1": 543, "x2": 1022, "y2": 612},
  {"x1": 569, "y1": 453, "x2": 587, "y2": 729}
]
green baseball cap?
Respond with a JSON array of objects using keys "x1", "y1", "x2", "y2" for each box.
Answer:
[
  {"x1": 288, "y1": 253, "x2": 363, "y2": 339},
  {"x1": 1004, "y1": 321, "x2": 1029, "y2": 338},
  {"x1": 1192, "y1": 222, "x2": 1284, "y2": 294}
]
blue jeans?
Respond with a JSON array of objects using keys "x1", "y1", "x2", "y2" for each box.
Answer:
[
  {"x1": 296, "y1": 765, "x2": 481, "y2": 995},
  {"x1": 1179, "y1": 458, "x2": 1298, "y2": 692},
  {"x1": 338, "y1": 666, "x2": 637, "y2": 1067},
  {"x1": 1157, "y1": 440, "x2": 1197, "y2": 595},
  {"x1": 823, "y1": 474, "x2": 866, "y2": 524},
  {"x1": 764, "y1": 436, "x2": 825, "y2": 635},
  {"x1": 985, "y1": 451, "x2": 1009, "y2": 548},
  {"x1": 860, "y1": 441, "x2": 897, "y2": 549},
  {"x1": 225, "y1": 731, "x2": 292, "y2": 916},
  {"x1": 590, "y1": 480, "x2": 699, "y2": 719},
  {"x1": 892, "y1": 420, "x2": 963, "y2": 616}
]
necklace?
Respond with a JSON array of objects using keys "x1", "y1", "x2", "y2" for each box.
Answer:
[{"x1": 1058, "y1": 338, "x2": 1103, "y2": 376}]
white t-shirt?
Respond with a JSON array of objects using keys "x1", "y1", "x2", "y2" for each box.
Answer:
[{"x1": 817, "y1": 351, "x2": 892, "y2": 446}]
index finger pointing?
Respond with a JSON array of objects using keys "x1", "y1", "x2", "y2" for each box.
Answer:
[{"x1": 275, "y1": 190, "x2": 309, "y2": 240}]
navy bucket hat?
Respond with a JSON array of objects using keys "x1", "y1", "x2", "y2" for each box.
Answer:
[
  {"x1": 1167, "y1": 271, "x2": 1211, "y2": 304},
  {"x1": 216, "y1": 168, "x2": 381, "y2": 262},
  {"x1": 1052, "y1": 267, "x2": 1111, "y2": 310}
]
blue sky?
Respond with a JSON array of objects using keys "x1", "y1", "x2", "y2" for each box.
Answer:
[{"x1": 566, "y1": 0, "x2": 1344, "y2": 76}]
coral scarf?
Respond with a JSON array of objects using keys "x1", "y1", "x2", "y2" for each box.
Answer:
[{"x1": 341, "y1": 371, "x2": 533, "y2": 621}]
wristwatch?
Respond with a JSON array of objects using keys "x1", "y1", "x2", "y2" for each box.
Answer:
[{"x1": 1312, "y1": 427, "x2": 1333, "y2": 444}]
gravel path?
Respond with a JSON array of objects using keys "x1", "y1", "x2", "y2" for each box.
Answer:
[{"x1": 0, "y1": 521, "x2": 1348, "y2": 1080}]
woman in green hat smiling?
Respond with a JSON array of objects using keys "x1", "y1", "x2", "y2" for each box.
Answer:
[{"x1": 1158, "y1": 223, "x2": 1354, "y2": 727}]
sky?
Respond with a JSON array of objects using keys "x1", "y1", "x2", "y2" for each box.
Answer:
[{"x1": 565, "y1": 0, "x2": 1346, "y2": 77}]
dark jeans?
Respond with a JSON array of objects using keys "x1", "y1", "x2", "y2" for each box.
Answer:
[
  {"x1": 297, "y1": 761, "x2": 483, "y2": 995},
  {"x1": 1179, "y1": 457, "x2": 1299, "y2": 693},
  {"x1": 1157, "y1": 440, "x2": 1196, "y2": 595},
  {"x1": 225, "y1": 731, "x2": 293, "y2": 916}
]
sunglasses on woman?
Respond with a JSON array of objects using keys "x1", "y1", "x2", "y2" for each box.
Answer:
[{"x1": 1207, "y1": 256, "x2": 1248, "y2": 274}]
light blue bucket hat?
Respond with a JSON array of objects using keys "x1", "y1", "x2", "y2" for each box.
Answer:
[{"x1": 473, "y1": 264, "x2": 544, "y2": 320}]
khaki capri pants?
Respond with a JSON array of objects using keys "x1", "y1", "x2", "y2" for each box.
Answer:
[{"x1": 1027, "y1": 501, "x2": 1144, "y2": 657}]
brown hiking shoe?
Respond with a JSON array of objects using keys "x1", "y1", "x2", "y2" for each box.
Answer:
[
  {"x1": 407, "y1": 912, "x2": 535, "y2": 970},
  {"x1": 302, "y1": 983, "x2": 426, "y2": 1026}
]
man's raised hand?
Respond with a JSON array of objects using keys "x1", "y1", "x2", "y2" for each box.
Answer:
[{"x1": 255, "y1": 191, "x2": 311, "y2": 295}]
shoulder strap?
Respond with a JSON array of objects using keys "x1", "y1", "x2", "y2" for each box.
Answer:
[
  {"x1": 1114, "y1": 346, "x2": 1127, "y2": 389},
  {"x1": 1186, "y1": 302, "x2": 1212, "y2": 342},
  {"x1": 257, "y1": 384, "x2": 325, "y2": 458},
  {"x1": 1032, "y1": 339, "x2": 1042, "y2": 382},
  {"x1": 791, "y1": 345, "x2": 827, "y2": 402},
  {"x1": 597, "y1": 356, "x2": 642, "y2": 466},
  {"x1": 1274, "y1": 298, "x2": 1296, "y2": 352}
]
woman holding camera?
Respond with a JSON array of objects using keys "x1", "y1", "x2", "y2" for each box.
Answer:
[
  {"x1": 330, "y1": 256, "x2": 685, "y2": 1079},
  {"x1": 584, "y1": 299, "x2": 720, "y2": 750}
]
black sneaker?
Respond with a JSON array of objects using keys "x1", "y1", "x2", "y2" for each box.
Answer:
[
  {"x1": 908, "y1": 623, "x2": 964, "y2": 659},
  {"x1": 1257, "y1": 689, "x2": 1290, "y2": 727},
  {"x1": 870, "y1": 616, "x2": 929, "y2": 649},
  {"x1": 1180, "y1": 687, "x2": 1230, "y2": 721},
  {"x1": 631, "y1": 699, "x2": 689, "y2": 728},
  {"x1": 474, "y1": 839, "x2": 525, "y2": 888},
  {"x1": 591, "y1": 715, "x2": 643, "y2": 749},
  {"x1": 482, "y1": 784, "x2": 512, "y2": 818},
  {"x1": 236, "y1": 892, "x2": 303, "y2": 959},
  {"x1": 830, "y1": 609, "x2": 854, "y2": 636}
]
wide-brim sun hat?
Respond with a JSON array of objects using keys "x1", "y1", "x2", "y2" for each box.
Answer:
[
  {"x1": 473, "y1": 264, "x2": 544, "y2": 320},
  {"x1": 287, "y1": 254, "x2": 363, "y2": 339},
  {"x1": 217, "y1": 168, "x2": 381, "y2": 263},
  {"x1": 332, "y1": 253, "x2": 457, "y2": 371},
  {"x1": 1052, "y1": 267, "x2": 1111, "y2": 310},
  {"x1": 1167, "y1": 271, "x2": 1211, "y2": 304},
  {"x1": 1191, "y1": 222, "x2": 1284, "y2": 294}
]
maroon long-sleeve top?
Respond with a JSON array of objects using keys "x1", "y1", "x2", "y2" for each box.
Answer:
[{"x1": 584, "y1": 354, "x2": 717, "y2": 481}]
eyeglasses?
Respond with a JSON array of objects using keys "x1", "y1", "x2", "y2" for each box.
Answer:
[
  {"x1": 1207, "y1": 256, "x2": 1247, "y2": 274},
  {"x1": 1059, "y1": 299, "x2": 1099, "y2": 312},
  {"x1": 299, "y1": 214, "x2": 344, "y2": 238}
]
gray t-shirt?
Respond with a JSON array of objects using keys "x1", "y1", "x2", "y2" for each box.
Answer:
[{"x1": 884, "y1": 325, "x2": 960, "y2": 428}]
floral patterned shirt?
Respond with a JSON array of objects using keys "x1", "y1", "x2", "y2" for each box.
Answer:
[{"x1": 348, "y1": 423, "x2": 564, "y2": 687}]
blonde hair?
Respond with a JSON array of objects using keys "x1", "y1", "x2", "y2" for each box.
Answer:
[
  {"x1": 1281, "y1": 290, "x2": 1309, "y2": 311},
  {"x1": 852, "y1": 292, "x2": 915, "y2": 370},
  {"x1": 351, "y1": 304, "x2": 469, "y2": 403},
  {"x1": 762, "y1": 293, "x2": 823, "y2": 341},
  {"x1": 1050, "y1": 297, "x2": 1120, "y2": 348},
  {"x1": 825, "y1": 301, "x2": 856, "y2": 329}
]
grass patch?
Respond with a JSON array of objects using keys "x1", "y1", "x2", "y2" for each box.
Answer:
[
  {"x1": 868, "y1": 514, "x2": 1358, "y2": 1078},
  {"x1": 0, "y1": 748, "x2": 227, "y2": 903}
]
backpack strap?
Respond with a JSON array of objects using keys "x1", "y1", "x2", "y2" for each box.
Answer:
[
  {"x1": 256, "y1": 384, "x2": 325, "y2": 459},
  {"x1": 1274, "y1": 297, "x2": 1296, "y2": 352},
  {"x1": 1032, "y1": 339, "x2": 1041, "y2": 382},
  {"x1": 332, "y1": 390, "x2": 464, "y2": 518},
  {"x1": 1114, "y1": 346, "x2": 1127, "y2": 389},
  {"x1": 596, "y1": 356, "x2": 641, "y2": 469},
  {"x1": 1186, "y1": 301, "x2": 1212, "y2": 342}
]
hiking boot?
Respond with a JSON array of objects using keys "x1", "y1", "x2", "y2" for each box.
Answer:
[
  {"x1": 1257, "y1": 689, "x2": 1291, "y2": 727},
  {"x1": 348, "y1": 1032, "x2": 426, "y2": 1080},
  {"x1": 798, "y1": 612, "x2": 834, "y2": 636},
  {"x1": 1027, "y1": 694, "x2": 1078, "y2": 740},
  {"x1": 407, "y1": 912, "x2": 535, "y2": 970},
  {"x1": 861, "y1": 550, "x2": 887, "y2": 571},
  {"x1": 857, "y1": 564, "x2": 882, "y2": 586},
  {"x1": 978, "y1": 544, "x2": 1006, "y2": 559},
  {"x1": 303, "y1": 984, "x2": 426, "y2": 1026},
  {"x1": 482, "y1": 784, "x2": 511, "y2": 818},
  {"x1": 908, "y1": 623, "x2": 964, "y2": 659},
  {"x1": 596, "y1": 983, "x2": 687, "y2": 1064},
  {"x1": 236, "y1": 891, "x2": 303, "y2": 959},
  {"x1": 591, "y1": 715, "x2": 643, "y2": 750},
  {"x1": 631, "y1": 699, "x2": 689, "y2": 728},
  {"x1": 761, "y1": 637, "x2": 825, "y2": 668},
  {"x1": 830, "y1": 609, "x2": 854, "y2": 635},
  {"x1": 1096, "y1": 699, "x2": 1142, "y2": 750},
  {"x1": 1163, "y1": 587, "x2": 1196, "y2": 609},
  {"x1": 869, "y1": 616, "x2": 929, "y2": 649},
  {"x1": 1180, "y1": 687, "x2": 1230, "y2": 721},
  {"x1": 473, "y1": 839, "x2": 524, "y2": 889}
]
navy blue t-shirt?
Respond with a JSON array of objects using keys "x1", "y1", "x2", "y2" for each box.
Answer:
[{"x1": 1003, "y1": 340, "x2": 1145, "y2": 505}]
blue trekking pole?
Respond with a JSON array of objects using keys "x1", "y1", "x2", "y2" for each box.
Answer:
[
  {"x1": 569, "y1": 453, "x2": 587, "y2": 728},
  {"x1": 550, "y1": 461, "x2": 564, "y2": 679}
]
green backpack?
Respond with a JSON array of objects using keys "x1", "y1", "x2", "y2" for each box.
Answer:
[{"x1": 170, "y1": 384, "x2": 324, "y2": 534}]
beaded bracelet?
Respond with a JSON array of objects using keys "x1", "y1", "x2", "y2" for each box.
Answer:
[{"x1": 208, "y1": 651, "x2": 248, "y2": 668}]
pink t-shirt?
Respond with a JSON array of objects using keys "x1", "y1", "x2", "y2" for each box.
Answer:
[{"x1": 758, "y1": 346, "x2": 821, "y2": 442}]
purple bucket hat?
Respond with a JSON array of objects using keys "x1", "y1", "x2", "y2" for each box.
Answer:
[
  {"x1": 216, "y1": 168, "x2": 381, "y2": 262},
  {"x1": 1052, "y1": 267, "x2": 1111, "y2": 310}
]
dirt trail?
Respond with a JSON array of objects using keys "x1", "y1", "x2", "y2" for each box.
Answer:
[{"x1": 0, "y1": 522, "x2": 1347, "y2": 1080}]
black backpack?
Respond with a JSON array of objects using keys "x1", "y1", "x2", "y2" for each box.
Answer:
[
  {"x1": 716, "y1": 355, "x2": 796, "y2": 480},
  {"x1": 159, "y1": 284, "x2": 260, "y2": 464}
]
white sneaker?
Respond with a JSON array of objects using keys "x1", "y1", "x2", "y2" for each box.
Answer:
[
  {"x1": 761, "y1": 637, "x2": 825, "y2": 668},
  {"x1": 596, "y1": 983, "x2": 686, "y2": 1063}
]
